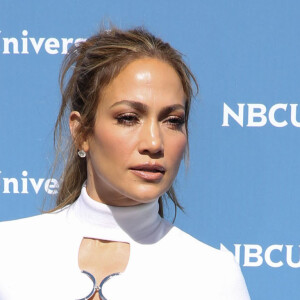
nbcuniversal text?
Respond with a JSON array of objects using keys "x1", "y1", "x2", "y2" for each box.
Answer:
[
  {"x1": 223, "y1": 103, "x2": 300, "y2": 127},
  {"x1": 0, "y1": 170, "x2": 58, "y2": 195},
  {"x1": 221, "y1": 244, "x2": 300, "y2": 268},
  {"x1": 0, "y1": 30, "x2": 85, "y2": 54}
]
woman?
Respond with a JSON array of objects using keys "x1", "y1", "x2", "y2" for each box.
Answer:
[{"x1": 0, "y1": 27, "x2": 250, "y2": 300}]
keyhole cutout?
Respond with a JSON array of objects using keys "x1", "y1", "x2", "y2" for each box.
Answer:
[{"x1": 78, "y1": 237, "x2": 130, "y2": 300}]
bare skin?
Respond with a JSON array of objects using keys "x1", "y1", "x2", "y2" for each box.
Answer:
[{"x1": 78, "y1": 238, "x2": 130, "y2": 300}]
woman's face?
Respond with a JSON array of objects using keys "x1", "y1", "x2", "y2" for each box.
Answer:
[{"x1": 77, "y1": 58, "x2": 187, "y2": 206}]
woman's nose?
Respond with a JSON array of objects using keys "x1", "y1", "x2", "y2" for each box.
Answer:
[{"x1": 138, "y1": 120, "x2": 164, "y2": 156}]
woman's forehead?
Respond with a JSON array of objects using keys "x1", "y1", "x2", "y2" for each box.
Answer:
[{"x1": 99, "y1": 58, "x2": 185, "y2": 108}]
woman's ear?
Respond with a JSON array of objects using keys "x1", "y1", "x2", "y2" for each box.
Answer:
[{"x1": 69, "y1": 111, "x2": 89, "y2": 152}]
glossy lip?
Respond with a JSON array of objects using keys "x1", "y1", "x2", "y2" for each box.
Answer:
[{"x1": 129, "y1": 163, "x2": 166, "y2": 181}]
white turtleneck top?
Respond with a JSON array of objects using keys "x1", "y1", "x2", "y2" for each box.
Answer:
[{"x1": 0, "y1": 186, "x2": 250, "y2": 300}]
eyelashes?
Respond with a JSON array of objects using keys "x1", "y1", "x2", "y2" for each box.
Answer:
[
  {"x1": 115, "y1": 113, "x2": 185, "y2": 130},
  {"x1": 116, "y1": 113, "x2": 139, "y2": 126},
  {"x1": 164, "y1": 116, "x2": 185, "y2": 129}
]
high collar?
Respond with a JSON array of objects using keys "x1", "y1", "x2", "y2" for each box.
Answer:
[{"x1": 69, "y1": 185, "x2": 163, "y2": 244}]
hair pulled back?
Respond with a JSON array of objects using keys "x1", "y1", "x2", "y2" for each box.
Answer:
[{"x1": 53, "y1": 26, "x2": 198, "y2": 219}]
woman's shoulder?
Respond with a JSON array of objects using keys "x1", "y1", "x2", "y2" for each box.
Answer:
[
  {"x1": 154, "y1": 222, "x2": 250, "y2": 299},
  {"x1": 0, "y1": 207, "x2": 73, "y2": 266},
  {"x1": 156, "y1": 220, "x2": 240, "y2": 272}
]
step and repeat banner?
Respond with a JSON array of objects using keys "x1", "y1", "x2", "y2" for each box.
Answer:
[{"x1": 0, "y1": 1, "x2": 299, "y2": 299}]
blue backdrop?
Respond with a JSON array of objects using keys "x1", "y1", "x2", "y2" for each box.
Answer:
[{"x1": 1, "y1": 1, "x2": 299, "y2": 299}]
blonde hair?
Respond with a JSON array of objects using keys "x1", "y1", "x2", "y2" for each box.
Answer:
[{"x1": 51, "y1": 26, "x2": 198, "y2": 219}]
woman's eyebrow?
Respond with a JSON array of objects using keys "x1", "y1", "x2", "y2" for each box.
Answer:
[
  {"x1": 110, "y1": 100, "x2": 148, "y2": 112},
  {"x1": 110, "y1": 100, "x2": 185, "y2": 115},
  {"x1": 160, "y1": 104, "x2": 185, "y2": 115}
]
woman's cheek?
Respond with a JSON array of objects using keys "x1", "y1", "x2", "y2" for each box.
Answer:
[
  {"x1": 168, "y1": 135, "x2": 187, "y2": 162},
  {"x1": 100, "y1": 129, "x2": 136, "y2": 161}
]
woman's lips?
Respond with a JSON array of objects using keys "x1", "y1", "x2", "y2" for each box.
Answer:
[{"x1": 129, "y1": 164, "x2": 165, "y2": 181}]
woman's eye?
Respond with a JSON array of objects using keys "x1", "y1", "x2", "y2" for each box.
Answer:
[
  {"x1": 116, "y1": 113, "x2": 139, "y2": 126},
  {"x1": 165, "y1": 116, "x2": 185, "y2": 129}
]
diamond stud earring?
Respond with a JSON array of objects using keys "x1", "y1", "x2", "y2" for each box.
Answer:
[{"x1": 78, "y1": 150, "x2": 86, "y2": 158}]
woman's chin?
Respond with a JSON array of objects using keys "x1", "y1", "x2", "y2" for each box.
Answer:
[{"x1": 124, "y1": 187, "x2": 167, "y2": 204}]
